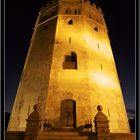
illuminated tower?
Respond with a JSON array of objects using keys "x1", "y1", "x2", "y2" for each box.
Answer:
[{"x1": 7, "y1": 0, "x2": 130, "y2": 133}]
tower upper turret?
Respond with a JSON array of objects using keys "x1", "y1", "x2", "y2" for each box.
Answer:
[{"x1": 39, "y1": 0, "x2": 106, "y2": 31}]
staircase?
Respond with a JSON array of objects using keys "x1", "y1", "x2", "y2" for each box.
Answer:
[{"x1": 37, "y1": 130, "x2": 97, "y2": 140}]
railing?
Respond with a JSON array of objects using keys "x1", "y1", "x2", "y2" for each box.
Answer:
[{"x1": 84, "y1": 119, "x2": 93, "y2": 132}]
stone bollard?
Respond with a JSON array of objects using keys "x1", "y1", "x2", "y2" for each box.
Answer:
[
  {"x1": 24, "y1": 104, "x2": 41, "y2": 140},
  {"x1": 94, "y1": 105, "x2": 110, "y2": 140}
]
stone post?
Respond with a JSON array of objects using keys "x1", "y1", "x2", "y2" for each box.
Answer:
[
  {"x1": 94, "y1": 105, "x2": 110, "y2": 140},
  {"x1": 24, "y1": 104, "x2": 41, "y2": 140}
]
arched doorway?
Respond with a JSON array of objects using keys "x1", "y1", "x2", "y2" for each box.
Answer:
[{"x1": 60, "y1": 99, "x2": 76, "y2": 128}]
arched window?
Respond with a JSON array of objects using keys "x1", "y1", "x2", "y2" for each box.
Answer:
[
  {"x1": 73, "y1": 9, "x2": 80, "y2": 15},
  {"x1": 65, "y1": 9, "x2": 69, "y2": 14},
  {"x1": 74, "y1": 10, "x2": 78, "y2": 14},
  {"x1": 65, "y1": 9, "x2": 71, "y2": 14},
  {"x1": 63, "y1": 52, "x2": 77, "y2": 69},
  {"x1": 94, "y1": 27, "x2": 98, "y2": 32},
  {"x1": 68, "y1": 19, "x2": 73, "y2": 25}
]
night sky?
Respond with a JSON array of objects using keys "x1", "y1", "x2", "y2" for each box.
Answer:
[{"x1": 5, "y1": 0, "x2": 135, "y2": 119}]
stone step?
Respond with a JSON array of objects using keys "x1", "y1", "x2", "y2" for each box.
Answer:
[
  {"x1": 38, "y1": 136, "x2": 97, "y2": 140},
  {"x1": 38, "y1": 136, "x2": 89, "y2": 140},
  {"x1": 5, "y1": 131, "x2": 25, "y2": 140},
  {"x1": 37, "y1": 131, "x2": 97, "y2": 140},
  {"x1": 40, "y1": 131, "x2": 79, "y2": 136}
]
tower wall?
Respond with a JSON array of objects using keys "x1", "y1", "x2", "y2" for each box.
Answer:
[
  {"x1": 7, "y1": 2, "x2": 59, "y2": 131},
  {"x1": 8, "y1": 0, "x2": 130, "y2": 133}
]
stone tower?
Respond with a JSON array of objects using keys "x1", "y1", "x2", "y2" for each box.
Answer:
[{"x1": 7, "y1": 0, "x2": 130, "y2": 133}]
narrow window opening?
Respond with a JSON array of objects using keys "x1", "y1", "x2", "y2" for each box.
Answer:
[
  {"x1": 98, "y1": 44, "x2": 100, "y2": 49},
  {"x1": 69, "y1": 38, "x2": 71, "y2": 43},
  {"x1": 68, "y1": 19, "x2": 73, "y2": 25},
  {"x1": 94, "y1": 27, "x2": 98, "y2": 32},
  {"x1": 101, "y1": 64, "x2": 103, "y2": 70},
  {"x1": 66, "y1": 10, "x2": 69, "y2": 14},
  {"x1": 74, "y1": 10, "x2": 78, "y2": 14}
]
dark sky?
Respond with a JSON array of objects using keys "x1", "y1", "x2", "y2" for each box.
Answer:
[{"x1": 5, "y1": 0, "x2": 135, "y2": 119}]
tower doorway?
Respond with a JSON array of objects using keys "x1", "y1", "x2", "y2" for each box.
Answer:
[{"x1": 60, "y1": 99, "x2": 76, "y2": 128}]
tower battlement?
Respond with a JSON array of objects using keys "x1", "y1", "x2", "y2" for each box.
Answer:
[
  {"x1": 39, "y1": 0, "x2": 104, "y2": 30},
  {"x1": 41, "y1": 0, "x2": 59, "y2": 12},
  {"x1": 41, "y1": 0, "x2": 102, "y2": 14},
  {"x1": 81, "y1": 0, "x2": 102, "y2": 13}
]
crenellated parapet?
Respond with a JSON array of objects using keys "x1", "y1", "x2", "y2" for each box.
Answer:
[
  {"x1": 40, "y1": 0, "x2": 102, "y2": 14},
  {"x1": 40, "y1": 0, "x2": 59, "y2": 12},
  {"x1": 81, "y1": 0, "x2": 102, "y2": 13},
  {"x1": 38, "y1": 0, "x2": 105, "y2": 28}
]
